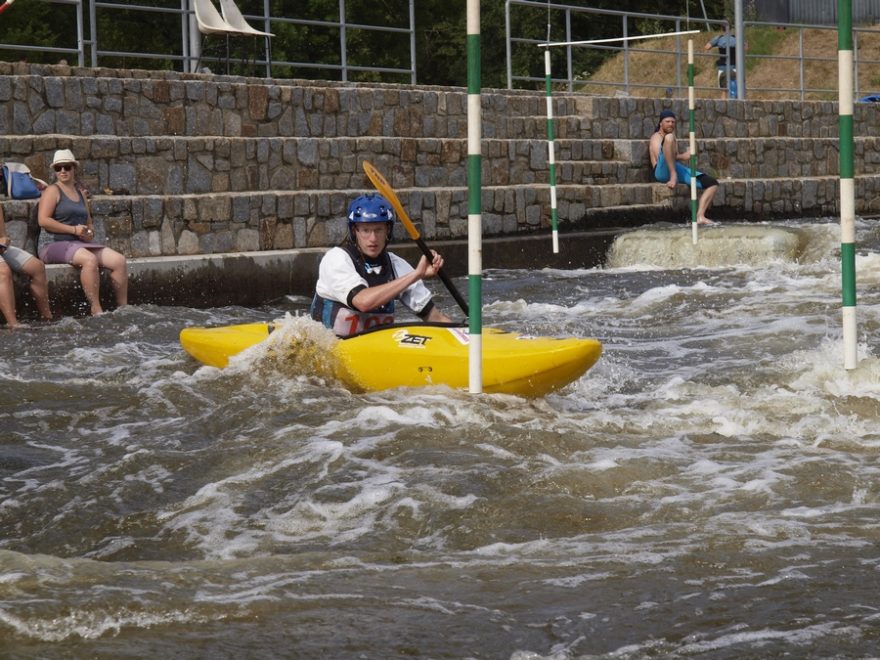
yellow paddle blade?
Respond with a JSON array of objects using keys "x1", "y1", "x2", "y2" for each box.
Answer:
[{"x1": 362, "y1": 160, "x2": 421, "y2": 241}]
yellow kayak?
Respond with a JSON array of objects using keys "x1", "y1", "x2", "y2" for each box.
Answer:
[{"x1": 179, "y1": 321, "x2": 602, "y2": 397}]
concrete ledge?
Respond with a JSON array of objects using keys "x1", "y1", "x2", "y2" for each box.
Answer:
[
  {"x1": 10, "y1": 230, "x2": 618, "y2": 319},
  {"x1": 29, "y1": 248, "x2": 327, "y2": 316}
]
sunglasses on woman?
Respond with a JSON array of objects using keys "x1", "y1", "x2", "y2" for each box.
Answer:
[{"x1": 53, "y1": 164, "x2": 73, "y2": 172}]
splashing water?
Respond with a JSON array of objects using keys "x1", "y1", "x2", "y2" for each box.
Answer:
[{"x1": 3, "y1": 220, "x2": 880, "y2": 657}]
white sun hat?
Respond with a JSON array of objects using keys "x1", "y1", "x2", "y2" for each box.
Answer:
[{"x1": 51, "y1": 149, "x2": 79, "y2": 168}]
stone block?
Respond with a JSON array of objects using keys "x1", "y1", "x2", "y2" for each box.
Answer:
[
  {"x1": 275, "y1": 221, "x2": 294, "y2": 249},
  {"x1": 177, "y1": 229, "x2": 200, "y2": 255},
  {"x1": 235, "y1": 228, "x2": 260, "y2": 252},
  {"x1": 130, "y1": 230, "x2": 152, "y2": 257}
]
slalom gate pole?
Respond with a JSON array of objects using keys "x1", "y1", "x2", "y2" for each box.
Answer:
[
  {"x1": 467, "y1": 0, "x2": 483, "y2": 393},
  {"x1": 538, "y1": 27, "x2": 704, "y2": 248},
  {"x1": 688, "y1": 39, "x2": 698, "y2": 244},
  {"x1": 838, "y1": 0, "x2": 858, "y2": 369},
  {"x1": 544, "y1": 47, "x2": 559, "y2": 253}
]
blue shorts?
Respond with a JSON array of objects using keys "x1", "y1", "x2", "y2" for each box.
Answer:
[{"x1": 654, "y1": 159, "x2": 705, "y2": 189}]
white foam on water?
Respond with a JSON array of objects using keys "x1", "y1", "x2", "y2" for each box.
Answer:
[
  {"x1": 150, "y1": 385, "x2": 502, "y2": 559},
  {"x1": 6, "y1": 220, "x2": 880, "y2": 656},
  {"x1": 0, "y1": 604, "x2": 218, "y2": 642},
  {"x1": 156, "y1": 437, "x2": 347, "y2": 559},
  {"x1": 542, "y1": 571, "x2": 615, "y2": 588},
  {"x1": 674, "y1": 622, "x2": 845, "y2": 655}
]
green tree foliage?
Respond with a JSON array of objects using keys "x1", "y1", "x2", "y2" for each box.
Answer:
[
  {"x1": 0, "y1": 0, "x2": 77, "y2": 64},
  {"x1": 0, "y1": 0, "x2": 731, "y2": 85}
]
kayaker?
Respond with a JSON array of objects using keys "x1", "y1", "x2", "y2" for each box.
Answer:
[
  {"x1": 311, "y1": 193, "x2": 452, "y2": 337},
  {"x1": 649, "y1": 110, "x2": 719, "y2": 226}
]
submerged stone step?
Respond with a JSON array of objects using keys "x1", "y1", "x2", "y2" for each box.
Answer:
[{"x1": 606, "y1": 224, "x2": 804, "y2": 268}]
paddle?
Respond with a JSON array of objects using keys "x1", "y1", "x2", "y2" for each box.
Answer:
[{"x1": 362, "y1": 160, "x2": 469, "y2": 317}]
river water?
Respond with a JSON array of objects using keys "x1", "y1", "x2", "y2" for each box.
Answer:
[{"x1": 3, "y1": 219, "x2": 880, "y2": 658}]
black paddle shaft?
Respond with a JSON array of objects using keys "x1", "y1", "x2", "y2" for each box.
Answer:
[{"x1": 415, "y1": 236, "x2": 469, "y2": 317}]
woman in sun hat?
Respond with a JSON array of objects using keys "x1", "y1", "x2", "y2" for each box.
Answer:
[{"x1": 37, "y1": 149, "x2": 128, "y2": 316}]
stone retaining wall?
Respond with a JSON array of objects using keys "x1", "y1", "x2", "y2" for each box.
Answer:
[{"x1": 2, "y1": 62, "x2": 880, "y2": 267}]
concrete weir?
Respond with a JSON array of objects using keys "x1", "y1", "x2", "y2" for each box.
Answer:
[
  {"x1": 606, "y1": 224, "x2": 805, "y2": 269},
  {"x1": 19, "y1": 230, "x2": 619, "y2": 317},
  {"x1": 32, "y1": 248, "x2": 326, "y2": 316}
]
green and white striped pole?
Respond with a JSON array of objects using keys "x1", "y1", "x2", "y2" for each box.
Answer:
[
  {"x1": 688, "y1": 39, "x2": 699, "y2": 244},
  {"x1": 538, "y1": 29, "x2": 699, "y2": 250},
  {"x1": 467, "y1": 0, "x2": 483, "y2": 393},
  {"x1": 839, "y1": 0, "x2": 858, "y2": 369},
  {"x1": 544, "y1": 47, "x2": 559, "y2": 253}
]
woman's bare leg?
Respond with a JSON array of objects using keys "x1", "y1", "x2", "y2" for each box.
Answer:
[
  {"x1": 19, "y1": 257, "x2": 52, "y2": 320},
  {"x1": 71, "y1": 249, "x2": 103, "y2": 315},
  {"x1": 96, "y1": 248, "x2": 128, "y2": 307},
  {"x1": 0, "y1": 262, "x2": 20, "y2": 327}
]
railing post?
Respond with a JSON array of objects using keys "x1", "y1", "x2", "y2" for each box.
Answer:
[
  {"x1": 799, "y1": 28, "x2": 805, "y2": 101},
  {"x1": 505, "y1": 0, "x2": 512, "y2": 89},
  {"x1": 622, "y1": 15, "x2": 629, "y2": 95},
  {"x1": 565, "y1": 9, "x2": 572, "y2": 92},
  {"x1": 735, "y1": 0, "x2": 746, "y2": 99},
  {"x1": 339, "y1": 0, "x2": 347, "y2": 81},
  {"x1": 674, "y1": 18, "x2": 682, "y2": 94},
  {"x1": 853, "y1": 28, "x2": 860, "y2": 99},
  {"x1": 409, "y1": 0, "x2": 416, "y2": 83},
  {"x1": 82, "y1": 0, "x2": 91, "y2": 67},
  {"x1": 181, "y1": 0, "x2": 190, "y2": 73},
  {"x1": 188, "y1": 0, "x2": 202, "y2": 73},
  {"x1": 263, "y1": 0, "x2": 271, "y2": 77}
]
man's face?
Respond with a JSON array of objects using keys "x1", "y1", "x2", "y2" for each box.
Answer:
[
  {"x1": 660, "y1": 117, "x2": 676, "y2": 134},
  {"x1": 354, "y1": 222, "x2": 389, "y2": 259}
]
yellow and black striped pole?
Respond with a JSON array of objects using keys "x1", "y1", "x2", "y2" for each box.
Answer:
[
  {"x1": 467, "y1": 0, "x2": 483, "y2": 392},
  {"x1": 839, "y1": 0, "x2": 858, "y2": 369},
  {"x1": 688, "y1": 39, "x2": 699, "y2": 244}
]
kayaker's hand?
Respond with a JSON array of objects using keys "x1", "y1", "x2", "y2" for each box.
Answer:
[{"x1": 420, "y1": 250, "x2": 444, "y2": 279}]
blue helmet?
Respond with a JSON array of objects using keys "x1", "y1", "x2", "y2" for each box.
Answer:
[{"x1": 348, "y1": 193, "x2": 394, "y2": 242}]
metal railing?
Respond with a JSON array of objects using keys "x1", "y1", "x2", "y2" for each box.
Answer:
[
  {"x1": 505, "y1": 0, "x2": 880, "y2": 101},
  {"x1": 742, "y1": 20, "x2": 880, "y2": 100},
  {"x1": 0, "y1": 0, "x2": 87, "y2": 66},
  {"x1": 0, "y1": 0, "x2": 417, "y2": 82},
  {"x1": 505, "y1": 0, "x2": 728, "y2": 95}
]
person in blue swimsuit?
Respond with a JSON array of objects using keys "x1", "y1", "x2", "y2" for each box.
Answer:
[{"x1": 649, "y1": 109, "x2": 718, "y2": 225}]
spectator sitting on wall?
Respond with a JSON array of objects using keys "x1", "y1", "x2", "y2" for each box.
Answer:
[
  {"x1": 649, "y1": 110, "x2": 719, "y2": 225},
  {"x1": 0, "y1": 205, "x2": 53, "y2": 326},
  {"x1": 37, "y1": 149, "x2": 128, "y2": 316}
]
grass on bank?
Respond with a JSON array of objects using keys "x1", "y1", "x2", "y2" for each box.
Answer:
[{"x1": 574, "y1": 25, "x2": 880, "y2": 101}]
